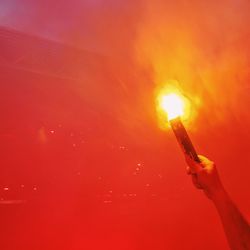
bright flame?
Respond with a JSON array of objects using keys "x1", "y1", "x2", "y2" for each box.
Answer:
[
  {"x1": 155, "y1": 83, "x2": 193, "y2": 129},
  {"x1": 161, "y1": 93, "x2": 184, "y2": 120}
]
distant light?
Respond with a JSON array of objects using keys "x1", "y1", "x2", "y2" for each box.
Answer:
[{"x1": 103, "y1": 200, "x2": 112, "y2": 204}]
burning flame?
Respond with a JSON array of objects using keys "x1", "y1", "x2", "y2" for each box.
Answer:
[
  {"x1": 156, "y1": 84, "x2": 192, "y2": 128},
  {"x1": 160, "y1": 93, "x2": 184, "y2": 120}
]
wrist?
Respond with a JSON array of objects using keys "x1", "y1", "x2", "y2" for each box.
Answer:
[{"x1": 210, "y1": 186, "x2": 228, "y2": 204}]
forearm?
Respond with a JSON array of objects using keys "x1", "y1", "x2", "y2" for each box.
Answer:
[{"x1": 212, "y1": 188, "x2": 250, "y2": 250}]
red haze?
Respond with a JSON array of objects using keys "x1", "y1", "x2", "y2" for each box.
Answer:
[{"x1": 0, "y1": 1, "x2": 250, "y2": 249}]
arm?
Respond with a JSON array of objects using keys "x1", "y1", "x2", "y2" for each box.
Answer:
[{"x1": 186, "y1": 155, "x2": 250, "y2": 250}]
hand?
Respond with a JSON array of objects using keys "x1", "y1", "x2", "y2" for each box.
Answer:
[{"x1": 185, "y1": 155, "x2": 224, "y2": 199}]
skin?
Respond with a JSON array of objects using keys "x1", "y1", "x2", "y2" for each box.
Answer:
[{"x1": 186, "y1": 155, "x2": 250, "y2": 250}]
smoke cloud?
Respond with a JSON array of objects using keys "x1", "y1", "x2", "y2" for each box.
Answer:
[
  {"x1": 135, "y1": 0, "x2": 250, "y2": 130},
  {"x1": 1, "y1": 0, "x2": 250, "y2": 132}
]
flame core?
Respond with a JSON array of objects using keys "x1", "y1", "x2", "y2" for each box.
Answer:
[
  {"x1": 160, "y1": 93, "x2": 184, "y2": 120},
  {"x1": 156, "y1": 85, "x2": 192, "y2": 128}
]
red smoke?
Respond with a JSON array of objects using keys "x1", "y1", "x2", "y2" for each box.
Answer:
[{"x1": 1, "y1": 1, "x2": 250, "y2": 250}]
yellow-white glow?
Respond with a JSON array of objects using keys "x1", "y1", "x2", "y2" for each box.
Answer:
[{"x1": 160, "y1": 93, "x2": 184, "y2": 120}]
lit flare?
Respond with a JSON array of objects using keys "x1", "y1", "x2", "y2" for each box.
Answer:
[
  {"x1": 157, "y1": 91, "x2": 200, "y2": 162},
  {"x1": 160, "y1": 93, "x2": 184, "y2": 120}
]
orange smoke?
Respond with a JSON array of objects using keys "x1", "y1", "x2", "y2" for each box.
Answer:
[{"x1": 135, "y1": 0, "x2": 250, "y2": 130}]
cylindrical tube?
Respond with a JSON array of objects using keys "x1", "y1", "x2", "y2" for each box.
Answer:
[{"x1": 170, "y1": 117, "x2": 200, "y2": 162}]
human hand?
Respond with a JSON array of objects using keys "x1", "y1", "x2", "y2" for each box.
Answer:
[{"x1": 185, "y1": 155, "x2": 224, "y2": 199}]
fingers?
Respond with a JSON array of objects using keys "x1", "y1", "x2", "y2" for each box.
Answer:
[
  {"x1": 198, "y1": 155, "x2": 210, "y2": 162},
  {"x1": 186, "y1": 155, "x2": 203, "y2": 190},
  {"x1": 185, "y1": 154, "x2": 203, "y2": 173},
  {"x1": 191, "y1": 175, "x2": 203, "y2": 189},
  {"x1": 198, "y1": 155, "x2": 215, "y2": 172},
  {"x1": 198, "y1": 155, "x2": 214, "y2": 166}
]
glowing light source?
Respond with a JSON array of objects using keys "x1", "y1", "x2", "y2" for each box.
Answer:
[
  {"x1": 156, "y1": 87, "x2": 200, "y2": 163},
  {"x1": 160, "y1": 93, "x2": 184, "y2": 120}
]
